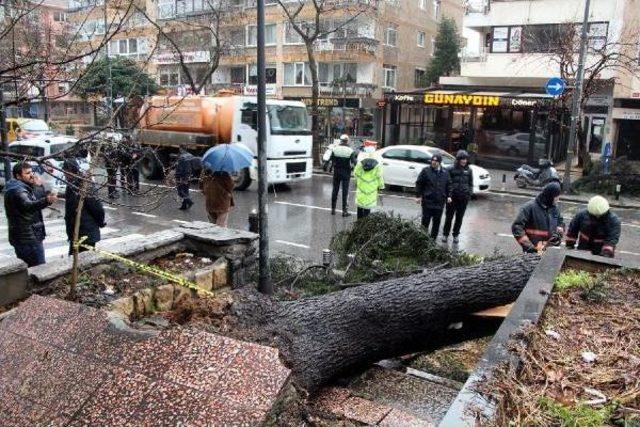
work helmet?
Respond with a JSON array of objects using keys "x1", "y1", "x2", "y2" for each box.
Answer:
[
  {"x1": 339, "y1": 134, "x2": 349, "y2": 142},
  {"x1": 456, "y1": 150, "x2": 469, "y2": 160},
  {"x1": 588, "y1": 195, "x2": 610, "y2": 217}
]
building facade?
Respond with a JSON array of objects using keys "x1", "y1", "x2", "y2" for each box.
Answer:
[
  {"x1": 68, "y1": 0, "x2": 463, "y2": 141},
  {"x1": 452, "y1": 0, "x2": 640, "y2": 161}
]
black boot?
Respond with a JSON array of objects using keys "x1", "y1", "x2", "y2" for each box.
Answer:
[
  {"x1": 179, "y1": 199, "x2": 188, "y2": 210},
  {"x1": 342, "y1": 211, "x2": 351, "y2": 217}
]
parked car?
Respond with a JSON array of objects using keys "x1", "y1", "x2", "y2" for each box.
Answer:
[
  {"x1": 0, "y1": 136, "x2": 88, "y2": 192},
  {"x1": 493, "y1": 132, "x2": 546, "y2": 158},
  {"x1": 6, "y1": 118, "x2": 53, "y2": 142},
  {"x1": 359, "y1": 145, "x2": 491, "y2": 195}
]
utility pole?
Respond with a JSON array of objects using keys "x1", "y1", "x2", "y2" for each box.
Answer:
[
  {"x1": 564, "y1": 0, "x2": 591, "y2": 191},
  {"x1": 256, "y1": 0, "x2": 272, "y2": 294},
  {"x1": 104, "y1": 0, "x2": 113, "y2": 128},
  {"x1": 1, "y1": 89, "x2": 11, "y2": 181}
]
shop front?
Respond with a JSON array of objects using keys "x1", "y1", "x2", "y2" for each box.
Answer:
[
  {"x1": 379, "y1": 90, "x2": 569, "y2": 167},
  {"x1": 285, "y1": 96, "x2": 375, "y2": 143},
  {"x1": 613, "y1": 106, "x2": 640, "y2": 161}
]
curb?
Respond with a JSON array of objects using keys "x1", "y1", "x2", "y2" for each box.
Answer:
[{"x1": 489, "y1": 189, "x2": 640, "y2": 210}]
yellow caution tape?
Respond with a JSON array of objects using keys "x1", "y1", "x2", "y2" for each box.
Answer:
[{"x1": 78, "y1": 241, "x2": 215, "y2": 297}]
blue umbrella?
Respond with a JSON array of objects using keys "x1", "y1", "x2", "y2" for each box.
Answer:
[{"x1": 202, "y1": 143, "x2": 253, "y2": 173}]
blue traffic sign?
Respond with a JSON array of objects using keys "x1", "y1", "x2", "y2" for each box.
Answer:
[{"x1": 545, "y1": 78, "x2": 566, "y2": 96}]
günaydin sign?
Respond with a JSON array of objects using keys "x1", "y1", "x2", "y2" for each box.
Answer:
[{"x1": 424, "y1": 93, "x2": 501, "y2": 107}]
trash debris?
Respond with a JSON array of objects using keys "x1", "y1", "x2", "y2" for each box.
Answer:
[
  {"x1": 583, "y1": 388, "x2": 607, "y2": 405},
  {"x1": 200, "y1": 257, "x2": 212, "y2": 264},
  {"x1": 545, "y1": 330, "x2": 561, "y2": 340},
  {"x1": 103, "y1": 285, "x2": 116, "y2": 296},
  {"x1": 581, "y1": 351, "x2": 597, "y2": 363},
  {"x1": 176, "y1": 252, "x2": 194, "y2": 258}
]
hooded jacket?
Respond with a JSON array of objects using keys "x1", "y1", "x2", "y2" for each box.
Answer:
[
  {"x1": 566, "y1": 209, "x2": 621, "y2": 256},
  {"x1": 3, "y1": 178, "x2": 50, "y2": 245},
  {"x1": 416, "y1": 165, "x2": 450, "y2": 210},
  {"x1": 448, "y1": 161, "x2": 474, "y2": 199},
  {"x1": 354, "y1": 157, "x2": 384, "y2": 209},
  {"x1": 64, "y1": 178, "x2": 106, "y2": 245},
  {"x1": 512, "y1": 183, "x2": 565, "y2": 249}
]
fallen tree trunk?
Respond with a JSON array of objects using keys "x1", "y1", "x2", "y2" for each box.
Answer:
[{"x1": 263, "y1": 255, "x2": 539, "y2": 391}]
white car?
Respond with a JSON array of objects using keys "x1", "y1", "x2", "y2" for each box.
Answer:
[
  {"x1": 359, "y1": 145, "x2": 491, "y2": 195},
  {"x1": 0, "y1": 136, "x2": 88, "y2": 193}
]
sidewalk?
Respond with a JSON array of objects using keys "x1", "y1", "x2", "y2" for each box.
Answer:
[{"x1": 487, "y1": 169, "x2": 640, "y2": 210}]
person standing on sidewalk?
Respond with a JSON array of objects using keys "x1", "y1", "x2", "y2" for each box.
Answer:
[
  {"x1": 512, "y1": 182, "x2": 564, "y2": 253},
  {"x1": 565, "y1": 195, "x2": 621, "y2": 258},
  {"x1": 415, "y1": 154, "x2": 451, "y2": 240},
  {"x1": 3, "y1": 162, "x2": 57, "y2": 266},
  {"x1": 442, "y1": 150, "x2": 474, "y2": 244},
  {"x1": 175, "y1": 146, "x2": 194, "y2": 210},
  {"x1": 330, "y1": 134, "x2": 357, "y2": 217},
  {"x1": 354, "y1": 151, "x2": 384, "y2": 219}
]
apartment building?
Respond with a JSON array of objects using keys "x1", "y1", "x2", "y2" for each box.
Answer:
[
  {"x1": 69, "y1": 0, "x2": 463, "y2": 140},
  {"x1": 449, "y1": 0, "x2": 640, "y2": 162}
]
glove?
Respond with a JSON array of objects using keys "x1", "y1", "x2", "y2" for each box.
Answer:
[
  {"x1": 524, "y1": 245, "x2": 538, "y2": 254},
  {"x1": 548, "y1": 232, "x2": 562, "y2": 246}
]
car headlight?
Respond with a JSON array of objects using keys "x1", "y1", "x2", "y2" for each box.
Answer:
[{"x1": 479, "y1": 174, "x2": 490, "y2": 180}]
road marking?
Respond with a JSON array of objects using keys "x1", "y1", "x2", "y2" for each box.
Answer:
[
  {"x1": 623, "y1": 222, "x2": 640, "y2": 229},
  {"x1": 312, "y1": 173, "x2": 332, "y2": 178},
  {"x1": 496, "y1": 233, "x2": 513, "y2": 238},
  {"x1": 275, "y1": 240, "x2": 310, "y2": 249},
  {"x1": 103, "y1": 205, "x2": 117, "y2": 211},
  {"x1": 619, "y1": 250, "x2": 640, "y2": 257},
  {"x1": 139, "y1": 182, "x2": 199, "y2": 192},
  {"x1": 0, "y1": 218, "x2": 66, "y2": 231},
  {"x1": 274, "y1": 201, "x2": 357, "y2": 215},
  {"x1": 0, "y1": 227, "x2": 120, "y2": 252},
  {"x1": 172, "y1": 219, "x2": 190, "y2": 224},
  {"x1": 131, "y1": 211, "x2": 157, "y2": 218}
]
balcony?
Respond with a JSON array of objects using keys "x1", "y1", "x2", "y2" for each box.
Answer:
[{"x1": 318, "y1": 82, "x2": 377, "y2": 97}]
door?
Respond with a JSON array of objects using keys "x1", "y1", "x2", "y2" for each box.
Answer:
[
  {"x1": 589, "y1": 117, "x2": 605, "y2": 154},
  {"x1": 380, "y1": 148, "x2": 411, "y2": 187}
]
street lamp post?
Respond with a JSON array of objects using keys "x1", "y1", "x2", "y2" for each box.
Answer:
[
  {"x1": 564, "y1": 0, "x2": 591, "y2": 191},
  {"x1": 0, "y1": 89, "x2": 11, "y2": 181},
  {"x1": 256, "y1": 0, "x2": 272, "y2": 294}
]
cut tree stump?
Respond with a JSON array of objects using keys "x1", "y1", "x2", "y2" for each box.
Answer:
[{"x1": 261, "y1": 255, "x2": 540, "y2": 391}]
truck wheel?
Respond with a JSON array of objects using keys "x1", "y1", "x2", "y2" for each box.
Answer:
[
  {"x1": 233, "y1": 167, "x2": 252, "y2": 191},
  {"x1": 141, "y1": 152, "x2": 164, "y2": 180}
]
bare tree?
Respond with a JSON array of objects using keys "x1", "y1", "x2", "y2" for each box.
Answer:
[{"x1": 275, "y1": 0, "x2": 376, "y2": 161}]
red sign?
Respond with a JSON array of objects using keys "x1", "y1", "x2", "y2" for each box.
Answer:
[
  {"x1": 377, "y1": 100, "x2": 386, "y2": 108},
  {"x1": 632, "y1": 92, "x2": 640, "y2": 99}
]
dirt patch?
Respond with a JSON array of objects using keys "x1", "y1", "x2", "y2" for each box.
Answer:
[
  {"x1": 481, "y1": 269, "x2": 640, "y2": 426},
  {"x1": 43, "y1": 252, "x2": 216, "y2": 308}
]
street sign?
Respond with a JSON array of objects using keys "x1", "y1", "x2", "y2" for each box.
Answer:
[{"x1": 545, "y1": 78, "x2": 566, "y2": 96}]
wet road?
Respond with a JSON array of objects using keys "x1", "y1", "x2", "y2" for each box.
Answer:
[{"x1": 2, "y1": 174, "x2": 640, "y2": 264}]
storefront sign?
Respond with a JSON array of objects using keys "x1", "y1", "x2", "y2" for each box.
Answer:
[
  {"x1": 299, "y1": 97, "x2": 360, "y2": 108},
  {"x1": 424, "y1": 93, "x2": 501, "y2": 107},
  {"x1": 243, "y1": 84, "x2": 277, "y2": 96},
  {"x1": 612, "y1": 108, "x2": 640, "y2": 120}
]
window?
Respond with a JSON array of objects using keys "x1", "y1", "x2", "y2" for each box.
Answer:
[
  {"x1": 491, "y1": 27, "x2": 509, "y2": 53},
  {"x1": 385, "y1": 27, "x2": 397, "y2": 46},
  {"x1": 246, "y1": 24, "x2": 276, "y2": 46},
  {"x1": 433, "y1": 0, "x2": 440, "y2": 19},
  {"x1": 230, "y1": 66, "x2": 246, "y2": 84},
  {"x1": 414, "y1": 68, "x2": 426, "y2": 87},
  {"x1": 494, "y1": 22, "x2": 608, "y2": 54},
  {"x1": 431, "y1": 36, "x2": 436, "y2": 56},
  {"x1": 587, "y1": 22, "x2": 608, "y2": 50},
  {"x1": 382, "y1": 148, "x2": 408, "y2": 161},
  {"x1": 284, "y1": 22, "x2": 304, "y2": 44},
  {"x1": 110, "y1": 38, "x2": 147, "y2": 56},
  {"x1": 419, "y1": 0, "x2": 426, "y2": 10},
  {"x1": 57, "y1": 83, "x2": 69, "y2": 94},
  {"x1": 53, "y1": 11, "x2": 66, "y2": 22},
  {"x1": 284, "y1": 62, "x2": 311, "y2": 86},
  {"x1": 248, "y1": 64, "x2": 276, "y2": 84},
  {"x1": 417, "y1": 31, "x2": 426, "y2": 47},
  {"x1": 383, "y1": 65, "x2": 396, "y2": 89},
  {"x1": 409, "y1": 149, "x2": 432, "y2": 164},
  {"x1": 54, "y1": 35, "x2": 67, "y2": 48},
  {"x1": 229, "y1": 28, "x2": 245, "y2": 47},
  {"x1": 159, "y1": 70, "x2": 180, "y2": 86}
]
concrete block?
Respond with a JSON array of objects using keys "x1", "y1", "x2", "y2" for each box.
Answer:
[
  {"x1": 173, "y1": 284, "x2": 192, "y2": 306},
  {"x1": 212, "y1": 259, "x2": 228, "y2": 290},
  {"x1": 132, "y1": 288, "x2": 154, "y2": 317},
  {"x1": 0, "y1": 255, "x2": 28, "y2": 306},
  {"x1": 108, "y1": 297, "x2": 135, "y2": 318},
  {"x1": 194, "y1": 268, "x2": 214, "y2": 292},
  {"x1": 153, "y1": 284, "x2": 175, "y2": 312}
]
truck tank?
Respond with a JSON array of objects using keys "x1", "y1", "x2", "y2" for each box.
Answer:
[{"x1": 140, "y1": 95, "x2": 236, "y2": 144}]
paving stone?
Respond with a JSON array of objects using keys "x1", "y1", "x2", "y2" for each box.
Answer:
[
  {"x1": 128, "y1": 381, "x2": 209, "y2": 427},
  {"x1": 378, "y1": 409, "x2": 435, "y2": 427},
  {"x1": 338, "y1": 396, "x2": 392, "y2": 425},
  {"x1": 194, "y1": 268, "x2": 214, "y2": 292},
  {"x1": 312, "y1": 387, "x2": 352, "y2": 411}
]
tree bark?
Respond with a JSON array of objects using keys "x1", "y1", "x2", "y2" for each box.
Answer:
[
  {"x1": 260, "y1": 255, "x2": 539, "y2": 391},
  {"x1": 306, "y1": 42, "x2": 321, "y2": 165}
]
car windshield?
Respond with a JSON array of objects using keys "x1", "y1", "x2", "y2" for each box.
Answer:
[
  {"x1": 267, "y1": 105, "x2": 311, "y2": 135},
  {"x1": 20, "y1": 120, "x2": 49, "y2": 132},
  {"x1": 50, "y1": 143, "x2": 73, "y2": 156},
  {"x1": 8, "y1": 145, "x2": 44, "y2": 157}
]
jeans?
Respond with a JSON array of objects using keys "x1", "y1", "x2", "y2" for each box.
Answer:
[
  {"x1": 357, "y1": 207, "x2": 371, "y2": 219},
  {"x1": 421, "y1": 206, "x2": 443, "y2": 240},
  {"x1": 13, "y1": 242, "x2": 46, "y2": 267},
  {"x1": 331, "y1": 174, "x2": 351, "y2": 213},
  {"x1": 443, "y1": 197, "x2": 469, "y2": 237}
]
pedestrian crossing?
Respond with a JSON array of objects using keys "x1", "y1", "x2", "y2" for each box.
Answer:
[{"x1": 0, "y1": 218, "x2": 142, "y2": 261}]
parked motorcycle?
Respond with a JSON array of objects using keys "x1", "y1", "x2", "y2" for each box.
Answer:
[{"x1": 515, "y1": 159, "x2": 562, "y2": 189}]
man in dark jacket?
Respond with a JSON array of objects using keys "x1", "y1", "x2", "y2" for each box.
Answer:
[
  {"x1": 103, "y1": 139, "x2": 122, "y2": 200},
  {"x1": 512, "y1": 182, "x2": 564, "y2": 253},
  {"x1": 566, "y1": 195, "x2": 621, "y2": 258},
  {"x1": 63, "y1": 159, "x2": 106, "y2": 255},
  {"x1": 119, "y1": 137, "x2": 141, "y2": 194},
  {"x1": 3, "y1": 162, "x2": 57, "y2": 266},
  {"x1": 415, "y1": 153, "x2": 451, "y2": 240},
  {"x1": 330, "y1": 134, "x2": 357, "y2": 217},
  {"x1": 442, "y1": 150, "x2": 474, "y2": 244},
  {"x1": 176, "y1": 146, "x2": 194, "y2": 210}
]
